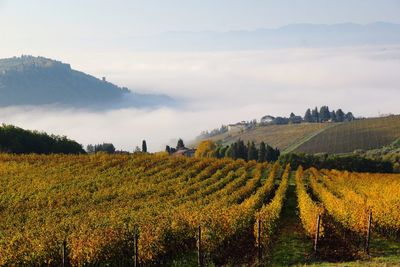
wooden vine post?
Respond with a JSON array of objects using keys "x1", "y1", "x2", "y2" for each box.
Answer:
[
  {"x1": 197, "y1": 225, "x2": 204, "y2": 267},
  {"x1": 314, "y1": 214, "x2": 321, "y2": 254},
  {"x1": 61, "y1": 239, "x2": 67, "y2": 267},
  {"x1": 365, "y1": 211, "x2": 372, "y2": 254}
]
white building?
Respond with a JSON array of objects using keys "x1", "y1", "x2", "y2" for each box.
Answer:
[{"x1": 260, "y1": 115, "x2": 275, "y2": 124}]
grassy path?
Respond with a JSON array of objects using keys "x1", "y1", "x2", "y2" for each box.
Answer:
[{"x1": 266, "y1": 175, "x2": 313, "y2": 266}]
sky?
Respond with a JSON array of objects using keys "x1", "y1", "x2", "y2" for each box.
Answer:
[
  {"x1": 1, "y1": 0, "x2": 400, "y2": 35},
  {"x1": 1, "y1": 1, "x2": 400, "y2": 151}
]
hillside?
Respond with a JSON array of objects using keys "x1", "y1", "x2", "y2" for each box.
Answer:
[
  {"x1": 199, "y1": 115, "x2": 400, "y2": 155},
  {"x1": 294, "y1": 115, "x2": 400, "y2": 154},
  {"x1": 199, "y1": 123, "x2": 334, "y2": 151},
  {"x1": 0, "y1": 55, "x2": 173, "y2": 107}
]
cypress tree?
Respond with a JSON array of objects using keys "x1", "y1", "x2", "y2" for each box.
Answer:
[
  {"x1": 304, "y1": 108, "x2": 313, "y2": 122},
  {"x1": 142, "y1": 140, "x2": 147, "y2": 153},
  {"x1": 312, "y1": 107, "x2": 320, "y2": 122},
  {"x1": 231, "y1": 143, "x2": 238, "y2": 159},
  {"x1": 176, "y1": 139, "x2": 185, "y2": 150},
  {"x1": 258, "y1": 141, "x2": 266, "y2": 162},
  {"x1": 319, "y1": 106, "x2": 331, "y2": 122},
  {"x1": 247, "y1": 141, "x2": 258, "y2": 161},
  {"x1": 330, "y1": 110, "x2": 337, "y2": 122},
  {"x1": 265, "y1": 145, "x2": 275, "y2": 162},
  {"x1": 336, "y1": 109, "x2": 345, "y2": 122}
]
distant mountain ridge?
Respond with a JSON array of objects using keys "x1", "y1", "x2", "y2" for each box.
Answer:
[
  {"x1": 0, "y1": 55, "x2": 173, "y2": 108},
  {"x1": 128, "y1": 22, "x2": 400, "y2": 51}
]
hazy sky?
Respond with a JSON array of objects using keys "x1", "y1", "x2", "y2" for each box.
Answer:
[
  {"x1": 2, "y1": 0, "x2": 400, "y2": 56},
  {"x1": 1, "y1": 1, "x2": 400, "y2": 151},
  {"x1": 2, "y1": 0, "x2": 400, "y2": 34}
]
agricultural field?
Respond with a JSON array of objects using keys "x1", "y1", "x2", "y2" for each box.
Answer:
[
  {"x1": 197, "y1": 123, "x2": 332, "y2": 151},
  {"x1": 294, "y1": 115, "x2": 400, "y2": 154},
  {"x1": 0, "y1": 153, "x2": 399, "y2": 266},
  {"x1": 200, "y1": 115, "x2": 400, "y2": 155}
]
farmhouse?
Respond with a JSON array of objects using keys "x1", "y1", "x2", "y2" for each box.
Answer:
[
  {"x1": 228, "y1": 121, "x2": 247, "y2": 132},
  {"x1": 260, "y1": 115, "x2": 275, "y2": 124}
]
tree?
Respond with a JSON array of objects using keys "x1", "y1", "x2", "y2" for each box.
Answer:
[
  {"x1": 0, "y1": 124, "x2": 85, "y2": 154},
  {"x1": 142, "y1": 140, "x2": 147, "y2": 153},
  {"x1": 312, "y1": 107, "x2": 320, "y2": 123},
  {"x1": 265, "y1": 145, "x2": 280, "y2": 162},
  {"x1": 225, "y1": 146, "x2": 234, "y2": 158},
  {"x1": 195, "y1": 140, "x2": 216, "y2": 158},
  {"x1": 216, "y1": 145, "x2": 227, "y2": 159},
  {"x1": 273, "y1": 117, "x2": 290, "y2": 125},
  {"x1": 236, "y1": 140, "x2": 247, "y2": 160},
  {"x1": 258, "y1": 142, "x2": 266, "y2": 162},
  {"x1": 330, "y1": 110, "x2": 337, "y2": 122},
  {"x1": 176, "y1": 139, "x2": 185, "y2": 150},
  {"x1": 319, "y1": 106, "x2": 331, "y2": 122},
  {"x1": 93, "y1": 143, "x2": 115, "y2": 154},
  {"x1": 345, "y1": 112, "x2": 355, "y2": 121},
  {"x1": 336, "y1": 109, "x2": 345, "y2": 122},
  {"x1": 247, "y1": 141, "x2": 258, "y2": 161},
  {"x1": 265, "y1": 145, "x2": 275, "y2": 162},
  {"x1": 165, "y1": 145, "x2": 171, "y2": 154},
  {"x1": 86, "y1": 144, "x2": 95, "y2": 153},
  {"x1": 304, "y1": 109, "x2": 313, "y2": 123}
]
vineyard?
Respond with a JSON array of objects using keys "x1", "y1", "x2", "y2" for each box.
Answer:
[
  {"x1": 293, "y1": 115, "x2": 400, "y2": 154},
  {"x1": 0, "y1": 153, "x2": 399, "y2": 266},
  {"x1": 201, "y1": 115, "x2": 400, "y2": 155}
]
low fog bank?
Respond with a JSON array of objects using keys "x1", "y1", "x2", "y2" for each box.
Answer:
[
  {"x1": 0, "y1": 105, "x2": 270, "y2": 152},
  {"x1": 67, "y1": 45, "x2": 400, "y2": 111},
  {"x1": 0, "y1": 45, "x2": 399, "y2": 151}
]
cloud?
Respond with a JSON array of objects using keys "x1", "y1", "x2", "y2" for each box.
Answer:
[{"x1": 0, "y1": 45, "x2": 399, "y2": 151}]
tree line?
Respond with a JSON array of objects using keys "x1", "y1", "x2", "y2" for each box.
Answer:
[
  {"x1": 279, "y1": 153, "x2": 393, "y2": 173},
  {"x1": 303, "y1": 106, "x2": 354, "y2": 123},
  {"x1": 263, "y1": 106, "x2": 355, "y2": 125},
  {"x1": 195, "y1": 139, "x2": 280, "y2": 162},
  {"x1": 195, "y1": 139, "x2": 394, "y2": 173},
  {"x1": 87, "y1": 140, "x2": 149, "y2": 154},
  {"x1": 0, "y1": 124, "x2": 85, "y2": 154}
]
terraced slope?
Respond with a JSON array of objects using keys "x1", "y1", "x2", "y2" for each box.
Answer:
[{"x1": 294, "y1": 115, "x2": 400, "y2": 154}]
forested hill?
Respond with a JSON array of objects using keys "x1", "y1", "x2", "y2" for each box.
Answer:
[{"x1": 0, "y1": 56, "x2": 173, "y2": 108}]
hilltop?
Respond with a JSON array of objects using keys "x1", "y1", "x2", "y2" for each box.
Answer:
[{"x1": 0, "y1": 55, "x2": 173, "y2": 108}]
